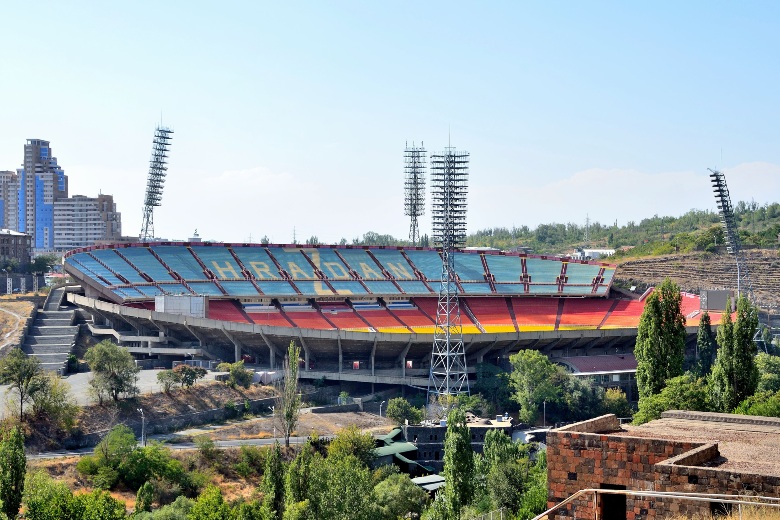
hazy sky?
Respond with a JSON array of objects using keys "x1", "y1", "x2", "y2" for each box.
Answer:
[{"x1": 2, "y1": 2, "x2": 779, "y2": 244}]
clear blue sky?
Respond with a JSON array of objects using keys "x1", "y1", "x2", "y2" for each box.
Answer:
[{"x1": 1, "y1": 1, "x2": 779, "y2": 243}]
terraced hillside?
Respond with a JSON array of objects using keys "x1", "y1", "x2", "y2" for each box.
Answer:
[{"x1": 616, "y1": 249, "x2": 780, "y2": 307}]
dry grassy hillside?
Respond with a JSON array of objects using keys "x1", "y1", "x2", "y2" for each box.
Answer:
[{"x1": 616, "y1": 249, "x2": 780, "y2": 308}]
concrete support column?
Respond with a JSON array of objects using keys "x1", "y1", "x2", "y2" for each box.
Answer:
[
  {"x1": 371, "y1": 337, "x2": 377, "y2": 376},
  {"x1": 298, "y1": 334, "x2": 311, "y2": 371},
  {"x1": 235, "y1": 343, "x2": 241, "y2": 363},
  {"x1": 338, "y1": 336, "x2": 343, "y2": 374}
]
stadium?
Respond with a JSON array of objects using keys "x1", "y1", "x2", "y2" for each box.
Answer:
[{"x1": 61, "y1": 242, "x2": 724, "y2": 397}]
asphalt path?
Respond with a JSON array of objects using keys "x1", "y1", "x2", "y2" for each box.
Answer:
[{"x1": 28, "y1": 435, "x2": 313, "y2": 460}]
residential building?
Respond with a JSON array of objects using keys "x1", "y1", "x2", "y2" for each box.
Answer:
[
  {"x1": 0, "y1": 229, "x2": 32, "y2": 268},
  {"x1": 53, "y1": 194, "x2": 122, "y2": 250},
  {"x1": 0, "y1": 171, "x2": 20, "y2": 230},
  {"x1": 17, "y1": 139, "x2": 68, "y2": 250}
]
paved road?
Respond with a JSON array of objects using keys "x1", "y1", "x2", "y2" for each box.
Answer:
[{"x1": 28, "y1": 435, "x2": 316, "y2": 459}]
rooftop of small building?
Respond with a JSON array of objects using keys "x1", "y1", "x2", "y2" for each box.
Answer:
[{"x1": 622, "y1": 411, "x2": 780, "y2": 476}]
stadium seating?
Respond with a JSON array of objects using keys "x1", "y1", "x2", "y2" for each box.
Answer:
[
  {"x1": 120, "y1": 247, "x2": 174, "y2": 281},
  {"x1": 221, "y1": 281, "x2": 261, "y2": 297},
  {"x1": 370, "y1": 249, "x2": 417, "y2": 280},
  {"x1": 512, "y1": 298, "x2": 559, "y2": 331},
  {"x1": 152, "y1": 246, "x2": 208, "y2": 280},
  {"x1": 332, "y1": 249, "x2": 386, "y2": 280},
  {"x1": 255, "y1": 280, "x2": 298, "y2": 295},
  {"x1": 600, "y1": 300, "x2": 645, "y2": 329},
  {"x1": 561, "y1": 285, "x2": 596, "y2": 295},
  {"x1": 559, "y1": 298, "x2": 614, "y2": 329},
  {"x1": 245, "y1": 310, "x2": 294, "y2": 327},
  {"x1": 69, "y1": 257, "x2": 121, "y2": 286},
  {"x1": 89, "y1": 249, "x2": 147, "y2": 283},
  {"x1": 208, "y1": 300, "x2": 250, "y2": 323},
  {"x1": 192, "y1": 246, "x2": 244, "y2": 279},
  {"x1": 493, "y1": 283, "x2": 527, "y2": 294},
  {"x1": 405, "y1": 250, "x2": 443, "y2": 281},
  {"x1": 135, "y1": 285, "x2": 164, "y2": 297},
  {"x1": 485, "y1": 255, "x2": 523, "y2": 283},
  {"x1": 355, "y1": 309, "x2": 408, "y2": 332},
  {"x1": 330, "y1": 281, "x2": 368, "y2": 295},
  {"x1": 529, "y1": 284, "x2": 560, "y2": 294},
  {"x1": 564, "y1": 262, "x2": 602, "y2": 285},
  {"x1": 187, "y1": 281, "x2": 226, "y2": 296},
  {"x1": 293, "y1": 281, "x2": 335, "y2": 296},
  {"x1": 363, "y1": 281, "x2": 400, "y2": 294},
  {"x1": 321, "y1": 310, "x2": 371, "y2": 331},
  {"x1": 466, "y1": 298, "x2": 517, "y2": 333},
  {"x1": 284, "y1": 311, "x2": 335, "y2": 330},
  {"x1": 157, "y1": 283, "x2": 193, "y2": 295},
  {"x1": 112, "y1": 287, "x2": 145, "y2": 299},
  {"x1": 266, "y1": 247, "x2": 316, "y2": 280},
  {"x1": 396, "y1": 281, "x2": 432, "y2": 294},
  {"x1": 232, "y1": 248, "x2": 283, "y2": 280},
  {"x1": 460, "y1": 282, "x2": 493, "y2": 294},
  {"x1": 456, "y1": 252, "x2": 488, "y2": 282},
  {"x1": 601, "y1": 267, "x2": 616, "y2": 285},
  {"x1": 390, "y1": 307, "x2": 435, "y2": 328},
  {"x1": 526, "y1": 257, "x2": 563, "y2": 283},
  {"x1": 301, "y1": 248, "x2": 352, "y2": 280},
  {"x1": 413, "y1": 298, "x2": 478, "y2": 329}
]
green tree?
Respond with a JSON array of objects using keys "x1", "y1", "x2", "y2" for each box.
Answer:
[
  {"x1": 28, "y1": 254, "x2": 59, "y2": 275},
  {"x1": 472, "y1": 363, "x2": 511, "y2": 413},
  {"x1": 173, "y1": 364, "x2": 207, "y2": 388},
  {"x1": 710, "y1": 296, "x2": 759, "y2": 412},
  {"x1": 633, "y1": 374, "x2": 710, "y2": 424},
  {"x1": 84, "y1": 340, "x2": 140, "y2": 403},
  {"x1": 276, "y1": 341, "x2": 301, "y2": 448},
  {"x1": 29, "y1": 371, "x2": 78, "y2": 431},
  {"x1": 634, "y1": 279, "x2": 686, "y2": 399},
  {"x1": 136, "y1": 481, "x2": 154, "y2": 513},
  {"x1": 693, "y1": 312, "x2": 716, "y2": 376},
  {"x1": 602, "y1": 388, "x2": 633, "y2": 418},
  {"x1": 307, "y1": 454, "x2": 375, "y2": 520},
  {"x1": 23, "y1": 471, "x2": 80, "y2": 520},
  {"x1": 285, "y1": 442, "x2": 313, "y2": 506},
  {"x1": 0, "y1": 348, "x2": 44, "y2": 419},
  {"x1": 189, "y1": 485, "x2": 231, "y2": 520},
  {"x1": 373, "y1": 473, "x2": 428, "y2": 520},
  {"x1": 734, "y1": 390, "x2": 780, "y2": 417},
  {"x1": 262, "y1": 442, "x2": 285, "y2": 518},
  {"x1": 76, "y1": 489, "x2": 126, "y2": 520},
  {"x1": 157, "y1": 370, "x2": 180, "y2": 393},
  {"x1": 327, "y1": 425, "x2": 376, "y2": 468},
  {"x1": 385, "y1": 397, "x2": 424, "y2": 425},
  {"x1": 442, "y1": 407, "x2": 475, "y2": 519},
  {"x1": 0, "y1": 427, "x2": 26, "y2": 519},
  {"x1": 487, "y1": 460, "x2": 527, "y2": 512},
  {"x1": 508, "y1": 350, "x2": 559, "y2": 423},
  {"x1": 756, "y1": 353, "x2": 780, "y2": 393}
]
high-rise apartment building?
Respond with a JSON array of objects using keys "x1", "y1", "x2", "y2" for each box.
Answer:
[
  {"x1": 18, "y1": 139, "x2": 68, "y2": 249},
  {"x1": 53, "y1": 194, "x2": 122, "y2": 251},
  {"x1": 0, "y1": 171, "x2": 20, "y2": 230},
  {"x1": 1, "y1": 139, "x2": 123, "y2": 252}
]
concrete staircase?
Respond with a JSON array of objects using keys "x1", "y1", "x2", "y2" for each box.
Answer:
[{"x1": 22, "y1": 287, "x2": 78, "y2": 372}]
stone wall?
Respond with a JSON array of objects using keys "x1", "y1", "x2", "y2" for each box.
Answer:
[{"x1": 546, "y1": 414, "x2": 780, "y2": 519}]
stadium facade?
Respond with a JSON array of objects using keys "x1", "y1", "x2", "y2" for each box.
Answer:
[{"x1": 63, "y1": 242, "x2": 719, "y2": 392}]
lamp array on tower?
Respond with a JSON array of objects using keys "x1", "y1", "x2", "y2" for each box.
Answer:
[
  {"x1": 427, "y1": 146, "x2": 470, "y2": 398},
  {"x1": 708, "y1": 168, "x2": 753, "y2": 299},
  {"x1": 404, "y1": 143, "x2": 426, "y2": 246},
  {"x1": 140, "y1": 125, "x2": 173, "y2": 241}
]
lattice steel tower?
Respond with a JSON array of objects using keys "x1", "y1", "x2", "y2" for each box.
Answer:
[
  {"x1": 709, "y1": 168, "x2": 753, "y2": 299},
  {"x1": 428, "y1": 147, "x2": 470, "y2": 398},
  {"x1": 140, "y1": 126, "x2": 173, "y2": 241},
  {"x1": 404, "y1": 142, "x2": 426, "y2": 246}
]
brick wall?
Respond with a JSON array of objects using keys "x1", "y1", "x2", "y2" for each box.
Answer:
[{"x1": 546, "y1": 414, "x2": 780, "y2": 519}]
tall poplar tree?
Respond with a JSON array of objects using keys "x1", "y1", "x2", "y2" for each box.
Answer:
[
  {"x1": 694, "y1": 312, "x2": 716, "y2": 376},
  {"x1": 710, "y1": 296, "x2": 759, "y2": 411},
  {"x1": 0, "y1": 427, "x2": 26, "y2": 519},
  {"x1": 443, "y1": 407, "x2": 474, "y2": 519},
  {"x1": 635, "y1": 279, "x2": 686, "y2": 399}
]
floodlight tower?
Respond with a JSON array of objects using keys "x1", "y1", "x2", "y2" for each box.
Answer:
[
  {"x1": 140, "y1": 125, "x2": 173, "y2": 241},
  {"x1": 708, "y1": 168, "x2": 753, "y2": 300},
  {"x1": 428, "y1": 146, "x2": 470, "y2": 398},
  {"x1": 404, "y1": 142, "x2": 427, "y2": 246}
]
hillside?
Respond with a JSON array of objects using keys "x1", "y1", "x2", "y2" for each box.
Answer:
[{"x1": 614, "y1": 249, "x2": 780, "y2": 308}]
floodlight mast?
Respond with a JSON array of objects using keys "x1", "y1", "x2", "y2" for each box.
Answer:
[
  {"x1": 140, "y1": 126, "x2": 173, "y2": 241},
  {"x1": 404, "y1": 142, "x2": 426, "y2": 246},
  {"x1": 428, "y1": 147, "x2": 470, "y2": 400},
  {"x1": 708, "y1": 168, "x2": 753, "y2": 300}
]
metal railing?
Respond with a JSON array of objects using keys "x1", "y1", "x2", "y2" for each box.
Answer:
[
  {"x1": 474, "y1": 507, "x2": 507, "y2": 520},
  {"x1": 532, "y1": 488, "x2": 780, "y2": 520}
]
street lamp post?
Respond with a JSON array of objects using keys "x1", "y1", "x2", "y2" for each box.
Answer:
[
  {"x1": 271, "y1": 405, "x2": 276, "y2": 441},
  {"x1": 138, "y1": 408, "x2": 146, "y2": 446},
  {"x1": 543, "y1": 400, "x2": 547, "y2": 428},
  {"x1": 379, "y1": 400, "x2": 386, "y2": 417}
]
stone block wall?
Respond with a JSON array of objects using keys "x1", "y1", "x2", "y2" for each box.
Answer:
[{"x1": 546, "y1": 414, "x2": 780, "y2": 519}]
